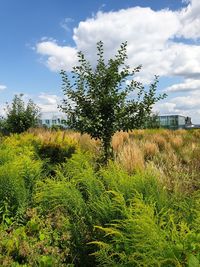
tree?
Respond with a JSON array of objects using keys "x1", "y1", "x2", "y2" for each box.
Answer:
[
  {"x1": 145, "y1": 113, "x2": 160, "y2": 129},
  {"x1": 0, "y1": 116, "x2": 7, "y2": 135},
  {"x1": 60, "y1": 41, "x2": 166, "y2": 163},
  {"x1": 5, "y1": 94, "x2": 41, "y2": 133}
]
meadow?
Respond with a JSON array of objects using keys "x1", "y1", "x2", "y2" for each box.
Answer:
[{"x1": 0, "y1": 128, "x2": 200, "y2": 266}]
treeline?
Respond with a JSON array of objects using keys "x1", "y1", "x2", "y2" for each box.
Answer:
[{"x1": 0, "y1": 94, "x2": 40, "y2": 134}]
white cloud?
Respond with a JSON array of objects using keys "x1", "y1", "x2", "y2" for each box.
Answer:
[
  {"x1": 37, "y1": 93, "x2": 61, "y2": 114},
  {"x1": 39, "y1": 93, "x2": 60, "y2": 105},
  {"x1": 178, "y1": 0, "x2": 200, "y2": 39},
  {"x1": 35, "y1": 2, "x2": 200, "y2": 80},
  {"x1": 35, "y1": 0, "x2": 200, "y2": 122},
  {"x1": 154, "y1": 90, "x2": 200, "y2": 123},
  {"x1": 36, "y1": 7, "x2": 181, "y2": 79},
  {"x1": 154, "y1": 102, "x2": 178, "y2": 114},
  {"x1": 166, "y1": 78, "x2": 200, "y2": 92},
  {"x1": 36, "y1": 41, "x2": 78, "y2": 71},
  {"x1": 0, "y1": 85, "x2": 7, "y2": 91}
]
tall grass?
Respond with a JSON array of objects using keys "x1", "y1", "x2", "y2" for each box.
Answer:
[
  {"x1": 0, "y1": 134, "x2": 43, "y2": 217},
  {"x1": 0, "y1": 129, "x2": 200, "y2": 266}
]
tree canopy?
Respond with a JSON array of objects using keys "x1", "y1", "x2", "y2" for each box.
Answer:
[
  {"x1": 3, "y1": 94, "x2": 41, "y2": 134},
  {"x1": 60, "y1": 41, "x2": 166, "y2": 162}
]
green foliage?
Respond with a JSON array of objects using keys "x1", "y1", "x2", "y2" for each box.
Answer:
[
  {"x1": 35, "y1": 152, "x2": 102, "y2": 266},
  {"x1": 60, "y1": 41, "x2": 166, "y2": 162},
  {"x1": 0, "y1": 116, "x2": 8, "y2": 135},
  {"x1": 0, "y1": 134, "x2": 42, "y2": 219},
  {"x1": 99, "y1": 162, "x2": 169, "y2": 212},
  {"x1": 1, "y1": 130, "x2": 200, "y2": 266},
  {"x1": 0, "y1": 209, "x2": 72, "y2": 266},
  {"x1": 4, "y1": 94, "x2": 41, "y2": 134},
  {"x1": 145, "y1": 113, "x2": 160, "y2": 129},
  {"x1": 34, "y1": 151, "x2": 200, "y2": 266},
  {"x1": 91, "y1": 194, "x2": 200, "y2": 267},
  {"x1": 37, "y1": 136, "x2": 77, "y2": 165}
]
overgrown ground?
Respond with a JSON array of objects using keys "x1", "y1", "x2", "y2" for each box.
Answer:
[{"x1": 0, "y1": 129, "x2": 200, "y2": 266}]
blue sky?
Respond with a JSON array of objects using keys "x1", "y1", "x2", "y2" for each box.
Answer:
[{"x1": 1, "y1": 0, "x2": 200, "y2": 122}]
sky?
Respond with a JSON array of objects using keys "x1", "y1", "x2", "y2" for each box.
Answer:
[{"x1": 0, "y1": 0, "x2": 200, "y2": 123}]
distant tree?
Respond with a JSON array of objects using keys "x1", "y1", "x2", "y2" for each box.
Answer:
[
  {"x1": 145, "y1": 113, "x2": 160, "y2": 129},
  {"x1": 60, "y1": 41, "x2": 166, "y2": 163},
  {"x1": 0, "y1": 116, "x2": 7, "y2": 135},
  {"x1": 5, "y1": 94, "x2": 41, "y2": 133}
]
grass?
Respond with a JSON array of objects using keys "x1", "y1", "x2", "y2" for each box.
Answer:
[{"x1": 0, "y1": 128, "x2": 200, "y2": 266}]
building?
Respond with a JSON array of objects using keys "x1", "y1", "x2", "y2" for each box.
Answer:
[
  {"x1": 158, "y1": 115, "x2": 192, "y2": 129},
  {"x1": 38, "y1": 114, "x2": 67, "y2": 128},
  {"x1": 39, "y1": 113, "x2": 196, "y2": 130}
]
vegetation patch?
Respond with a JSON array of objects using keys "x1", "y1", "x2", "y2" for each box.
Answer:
[{"x1": 0, "y1": 129, "x2": 200, "y2": 266}]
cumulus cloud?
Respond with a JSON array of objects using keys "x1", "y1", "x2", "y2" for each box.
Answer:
[
  {"x1": 35, "y1": 0, "x2": 200, "y2": 121},
  {"x1": 36, "y1": 41, "x2": 77, "y2": 71},
  {"x1": 36, "y1": 1, "x2": 200, "y2": 80},
  {"x1": 0, "y1": 85, "x2": 7, "y2": 91},
  {"x1": 178, "y1": 0, "x2": 200, "y2": 39},
  {"x1": 37, "y1": 93, "x2": 61, "y2": 115},
  {"x1": 36, "y1": 7, "x2": 180, "y2": 78},
  {"x1": 154, "y1": 90, "x2": 200, "y2": 123},
  {"x1": 166, "y1": 78, "x2": 200, "y2": 92}
]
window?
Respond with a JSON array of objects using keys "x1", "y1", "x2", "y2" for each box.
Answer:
[
  {"x1": 160, "y1": 116, "x2": 168, "y2": 126},
  {"x1": 169, "y1": 116, "x2": 177, "y2": 126},
  {"x1": 45, "y1": 119, "x2": 50, "y2": 124},
  {"x1": 52, "y1": 120, "x2": 57, "y2": 124},
  {"x1": 178, "y1": 116, "x2": 185, "y2": 126}
]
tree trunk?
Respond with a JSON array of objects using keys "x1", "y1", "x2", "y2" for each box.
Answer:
[{"x1": 102, "y1": 136, "x2": 113, "y2": 164}]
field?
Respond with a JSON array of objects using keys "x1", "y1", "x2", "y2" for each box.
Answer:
[{"x1": 0, "y1": 129, "x2": 200, "y2": 266}]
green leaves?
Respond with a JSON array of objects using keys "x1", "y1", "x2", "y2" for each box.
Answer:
[
  {"x1": 3, "y1": 94, "x2": 41, "y2": 134},
  {"x1": 188, "y1": 254, "x2": 200, "y2": 267},
  {"x1": 60, "y1": 41, "x2": 166, "y2": 163}
]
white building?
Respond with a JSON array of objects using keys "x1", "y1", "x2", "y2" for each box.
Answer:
[{"x1": 39, "y1": 114, "x2": 67, "y2": 128}]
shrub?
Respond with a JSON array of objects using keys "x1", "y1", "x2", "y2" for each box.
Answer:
[
  {"x1": 0, "y1": 161, "x2": 27, "y2": 216},
  {"x1": 1, "y1": 129, "x2": 200, "y2": 266},
  {"x1": 92, "y1": 195, "x2": 200, "y2": 267},
  {"x1": 0, "y1": 134, "x2": 42, "y2": 219},
  {"x1": 37, "y1": 134, "x2": 77, "y2": 165},
  {"x1": 34, "y1": 152, "x2": 100, "y2": 266},
  {"x1": 0, "y1": 209, "x2": 72, "y2": 266}
]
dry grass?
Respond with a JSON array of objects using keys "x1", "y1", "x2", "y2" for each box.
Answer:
[
  {"x1": 152, "y1": 134, "x2": 167, "y2": 151},
  {"x1": 29, "y1": 128, "x2": 100, "y2": 154},
  {"x1": 112, "y1": 131, "x2": 129, "y2": 152},
  {"x1": 29, "y1": 127, "x2": 200, "y2": 194},
  {"x1": 170, "y1": 136, "x2": 183, "y2": 148},
  {"x1": 78, "y1": 133, "x2": 100, "y2": 154},
  {"x1": 142, "y1": 142, "x2": 159, "y2": 160},
  {"x1": 128, "y1": 129, "x2": 145, "y2": 140},
  {"x1": 116, "y1": 140, "x2": 144, "y2": 173}
]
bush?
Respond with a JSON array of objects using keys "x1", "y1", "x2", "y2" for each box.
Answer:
[
  {"x1": 0, "y1": 130, "x2": 200, "y2": 266},
  {"x1": 0, "y1": 209, "x2": 73, "y2": 266},
  {"x1": 92, "y1": 194, "x2": 200, "y2": 267},
  {"x1": 37, "y1": 135, "x2": 77, "y2": 165},
  {"x1": 0, "y1": 134, "x2": 42, "y2": 219}
]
